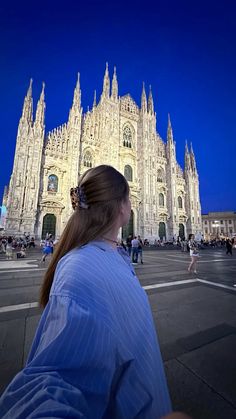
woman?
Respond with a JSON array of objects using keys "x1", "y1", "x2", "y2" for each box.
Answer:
[
  {"x1": 5, "y1": 236, "x2": 13, "y2": 260},
  {"x1": 40, "y1": 234, "x2": 53, "y2": 262},
  {"x1": 138, "y1": 235, "x2": 144, "y2": 264},
  {"x1": 188, "y1": 234, "x2": 199, "y2": 274},
  {"x1": 0, "y1": 165, "x2": 172, "y2": 419}
]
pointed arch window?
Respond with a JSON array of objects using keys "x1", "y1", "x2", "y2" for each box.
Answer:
[
  {"x1": 83, "y1": 151, "x2": 92, "y2": 168},
  {"x1": 123, "y1": 126, "x2": 132, "y2": 148},
  {"x1": 159, "y1": 193, "x2": 164, "y2": 207},
  {"x1": 124, "y1": 165, "x2": 133, "y2": 182},
  {"x1": 178, "y1": 196, "x2": 183, "y2": 209},
  {"x1": 157, "y1": 168, "x2": 164, "y2": 182},
  {"x1": 47, "y1": 174, "x2": 58, "y2": 193}
]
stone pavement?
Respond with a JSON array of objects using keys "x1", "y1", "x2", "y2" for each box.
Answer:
[{"x1": 0, "y1": 246, "x2": 236, "y2": 418}]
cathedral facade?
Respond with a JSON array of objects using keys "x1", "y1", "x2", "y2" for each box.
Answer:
[{"x1": 5, "y1": 64, "x2": 202, "y2": 241}]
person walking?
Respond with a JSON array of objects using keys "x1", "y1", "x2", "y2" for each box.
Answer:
[
  {"x1": 138, "y1": 234, "x2": 144, "y2": 264},
  {"x1": 126, "y1": 233, "x2": 132, "y2": 257},
  {"x1": 5, "y1": 236, "x2": 13, "y2": 260},
  {"x1": 226, "y1": 238, "x2": 233, "y2": 256},
  {"x1": 0, "y1": 237, "x2": 6, "y2": 253},
  {"x1": 188, "y1": 234, "x2": 199, "y2": 274},
  {"x1": 180, "y1": 237, "x2": 186, "y2": 252},
  {"x1": 0, "y1": 165, "x2": 173, "y2": 419},
  {"x1": 40, "y1": 234, "x2": 53, "y2": 263},
  {"x1": 131, "y1": 235, "x2": 139, "y2": 263}
]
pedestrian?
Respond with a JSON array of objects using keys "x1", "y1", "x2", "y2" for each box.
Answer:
[
  {"x1": 188, "y1": 234, "x2": 199, "y2": 274},
  {"x1": 5, "y1": 236, "x2": 13, "y2": 260},
  {"x1": 183, "y1": 239, "x2": 188, "y2": 252},
  {"x1": 138, "y1": 234, "x2": 144, "y2": 264},
  {"x1": 0, "y1": 165, "x2": 173, "y2": 419},
  {"x1": 120, "y1": 239, "x2": 127, "y2": 251},
  {"x1": 17, "y1": 245, "x2": 26, "y2": 259},
  {"x1": 40, "y1": 234, "x2": 53, "y2": 263},
  {"x1": 131, "y1": 235, "x2": 139, "y2": 263},
  {"x1": 226, "y1": 238, "x2": 233, "y2": 256},
  {"x1": 29, "y1": 237, "x2": 35, "y2": 248},
  {"x1": 0, "y1": 237, "x2": 6, "y2": 253},
  {"x1": 126, "y1": 233, "x2": 132, "y2": 257}
]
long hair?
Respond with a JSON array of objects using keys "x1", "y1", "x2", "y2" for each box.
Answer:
[{"x1": 40, "y1": 165, "x2": 129, "y2": 307}]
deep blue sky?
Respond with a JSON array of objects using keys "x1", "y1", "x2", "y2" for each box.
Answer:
[{"x1": 0, "y1": 0, "x2": 236, "y2": 213}]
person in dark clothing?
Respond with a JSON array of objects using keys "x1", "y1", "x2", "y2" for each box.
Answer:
[
  {"x1": 137, "y1": 235, "x2": 144, "y2": 264},
  {"x1": 126, "y1": 234, "x2": 132, "y2": 257},
  {"x1": 226, "y1": 238, "x2": 233, "y2": 256},
  {"x1": 29, "y1": 237, "x2": 35, "y2": 248},
  {"x1": 120, "y1": 240, "x2": 127, "y2": 251}
]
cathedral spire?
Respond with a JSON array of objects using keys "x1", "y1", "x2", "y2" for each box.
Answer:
[
  {"x1": 102, "y1": 62, "x2": 110, "y2": 99},
  {"x1": 68, "y1": 73, "x2": 82, "y2": 126},
  {"x1": 93, "y1": 90, "x2": 97, "y2": 108},
  {"x1": 185, "y1": 139, "x2": 189, "y2": 154},
  {"x1": 148, "y1": 85, "x2": 154, "y2": 115},
  {"x1": 111, "y1": 66, "x2": 118, "y2": 100},
  {"x1": 190, "y1": 141, "x2": 194, "y2": 155},
  {"x1": 141, "y1": 82, "x2": 147, "y2": 112},
  {"x1": 184, "y1": 140, "x2": 191, "y2": 171},
  {"x1": 35, "y1": 82, "x2": 45, "y2": 126},
  {"x1": 21, "y1": 78, "x2": 33, "y2": 124},
  {"x1": 167, "y1": 113, "x2": 174, "y2": 143},
  {"x1": 190, "y1": 141, "x2": 197, "y2": 172},
  {"x1": 27, "y1": 78, "x2": 33, "y2": 97},
  {"x1": 72, "y1": 72, "x2": 81, "y2": 109}
]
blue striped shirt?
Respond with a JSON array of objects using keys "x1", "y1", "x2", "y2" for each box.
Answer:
[{"x1": 0, "y1": 241, "x2": 172, "y2": 418}]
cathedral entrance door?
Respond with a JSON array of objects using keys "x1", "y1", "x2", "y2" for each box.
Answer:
[
  {"x1": 122, "y1": 210, "x2": 134, "y2": 240},
  {"x1": 179, "y1": 223, "x2": 185, "y2": 239},
  {"x1": 42, "y1": 214, "x2": 56, "y2": 239},
  {"x1": 159, "y1": 222, "x2": 166, "y2": 240}
]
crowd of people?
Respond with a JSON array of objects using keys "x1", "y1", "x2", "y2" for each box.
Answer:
[
  {"x1": 0, "y1": 234, "x2": 36, "y2": 260},
  {"x1": 0, "y1": 232, "x2": 57, "y2": 262}
]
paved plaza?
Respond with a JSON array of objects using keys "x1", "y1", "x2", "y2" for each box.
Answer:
[{"x1": 0, "y1": 246, "x2": 236, "y2": 418}]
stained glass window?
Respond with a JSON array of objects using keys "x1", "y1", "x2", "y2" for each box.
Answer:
[
  {"x1": 123, "y1": 126, "x2": 132, "y2": 148},
  {"x1": 47, "y1": 174, "x2": 58, "y2": 193},
  {"x1": 83, "y1": 151, "x2": 92, "y2": 168}
]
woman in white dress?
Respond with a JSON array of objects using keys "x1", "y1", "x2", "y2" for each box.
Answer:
[{"x1": 188, "y1": 234, "x2": 199, "y2": 274}]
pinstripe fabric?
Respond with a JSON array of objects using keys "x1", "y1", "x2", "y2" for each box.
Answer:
[{"x1": 0, "y1": 241, "x2": 172, "y2": 418}]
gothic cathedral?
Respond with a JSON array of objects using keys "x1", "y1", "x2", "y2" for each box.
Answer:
[{"x1": 5, "y1": 64, "x2": 202, "y2": 240}]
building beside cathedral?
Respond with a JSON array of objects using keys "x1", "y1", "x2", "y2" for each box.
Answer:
[{"x1": 4, "y1": 64, "x2": 202, "y2": 241}]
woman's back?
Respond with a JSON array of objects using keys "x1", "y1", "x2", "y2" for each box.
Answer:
[
  {"x1": 0, "y1": 241, "x2": 171, "y2": 418},
  {"x1": 0, "y1": 165, "x2": 172, "y2": 419}
]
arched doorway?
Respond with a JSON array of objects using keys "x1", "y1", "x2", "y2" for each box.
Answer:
[
  {"x1": 42, "y1": 214, "x2": 56, "y2": 239},
  {"x1": 179, "y1": 223, "x2": 185, "y2": 239},
  {"x1": 122, "y1": 210, "x2": 134, "y2": 239},
  {"x1": 159, "y1": 222, "x2": 166, "y2": 240}
]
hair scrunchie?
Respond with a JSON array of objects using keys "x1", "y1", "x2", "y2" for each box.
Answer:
[{"x1": 70, "y1": 186, "x2": 89, "y2": 210}]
